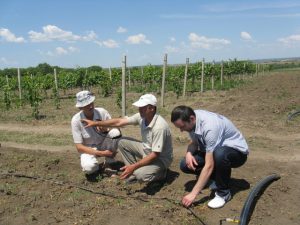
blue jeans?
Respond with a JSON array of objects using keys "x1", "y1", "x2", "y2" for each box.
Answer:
[{"x1": 180, "y1": 146, "x2": 247, "y2": 196}]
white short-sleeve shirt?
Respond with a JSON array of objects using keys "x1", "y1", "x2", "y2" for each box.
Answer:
[
  {"x1": 189, "y1": 110, "x2": 249, "y2": 154},
  {"x1": 71, "y1": 107, "x2": 111, "y2": 147}
]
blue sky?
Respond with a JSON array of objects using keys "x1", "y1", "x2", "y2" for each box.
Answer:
[{"x1": 0, "y1": 0, "x2": 300, "y2": 69}]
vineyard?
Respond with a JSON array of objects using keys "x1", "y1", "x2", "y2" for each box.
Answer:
[
  {"x1": 0, "y1": 58, "x2": 274, "y2": 119},
  {"x1": 0, "y1": 68, "x2": 299, "y2": 225}
]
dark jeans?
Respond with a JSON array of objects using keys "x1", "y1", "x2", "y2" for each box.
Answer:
[{"x1": 180, "y1": 146, "x2": 247, "y2": 196}]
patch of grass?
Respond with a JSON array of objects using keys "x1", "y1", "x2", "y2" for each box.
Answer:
[
  {"x1": 0, "y1": 130, "x2": 72, "y2": 146},
  {"x1": 0, "y1": 183, "x2": 18, "y2": 195},
  {"x1": 68, "y1": 189, "x2": 90, "y2": 201},
  {"x1": 276, "y1": 90, "x2": 291, "y2": 100}
]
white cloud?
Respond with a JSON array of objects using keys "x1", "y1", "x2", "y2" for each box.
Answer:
[
  {"x1": 117, "y1": 26, "x2": 127, "y2": 33},
  {"x1": 28, "y1": 25, "x2": 98, "y2": 43},
  {"x1": 0, "y1": 57, "x2": 17, "y2": 66},
  {"x1": 0, "y1": 57, "x2": 9, "y2": 64},
  {"x1": 68, "y1": 46, "x2": 79, "y2": 53},
  {"x1": 278, "y1": 34, "x2": 300, "y2": 45},
  {"x1": 94, "y1": 40, "x2": 103, "y2": 46},
  {"x1": 40, "y1": 46, "x2": 80, "y2": 56},
  {"x1": 165, "y1": 45, "x2": 179, "y2": 53},
  {"x1": 29, "y1": 25, "x2": 81, "y2": 42},
  {"x1": 188, "y1": 32, "x2": 230, "y2": 49},
  {"x1": 56, "y1": 47, "x2": 68, "y2": 55},
  {"x1": 0, "y1": 28, "x2": 25, "y2": 43},
  {"x1": 126, "y1": 33, "x2": 152, "y2": 44},
  {"x1": 241, "y1": 31, "x2": 252, "y2": 40},
  {"x1": 170, "y1": 37, "x2": 176, "y2": 42},
  {"x1": 103, "y1": 39, "x2": 119, "y2": 48},
  {"x1": 81, "y1": 31, "x2": 98, "y2": 41}
]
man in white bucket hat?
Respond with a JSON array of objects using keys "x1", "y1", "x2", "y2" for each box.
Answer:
[
  {"x1": 81, "y1": 93, "x2": 173, "y2": 184},
  {"x1": 71, "y1": 90, "x2": 121, "y2": 181}
]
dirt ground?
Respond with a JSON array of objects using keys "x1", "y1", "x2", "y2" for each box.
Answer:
[{"x1": 0, "y1": 71, "x2": 299, "y2": 225}]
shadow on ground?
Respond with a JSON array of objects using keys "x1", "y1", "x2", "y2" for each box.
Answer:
[
  {"x1": 138, "y1": 169, "x2": 180, "y2": 195},
  {"x1": 184, "y1": 177, "x2": 250, "y2": 196}
]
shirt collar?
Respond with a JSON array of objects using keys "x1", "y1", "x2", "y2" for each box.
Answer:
[
  {"x1": 144, "y1": 114, "x2": 158, "y2": 129},
  {"x1": 190, "y1": 111, "x2": 203, "y2": 135}
]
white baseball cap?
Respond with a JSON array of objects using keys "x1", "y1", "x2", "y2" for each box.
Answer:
[
  {"x1": 75, "y1": 91, "x2": 95, "y2": 108},
  {"x1": 132, "y1": 94, "x2": 157, "y2": 107}
]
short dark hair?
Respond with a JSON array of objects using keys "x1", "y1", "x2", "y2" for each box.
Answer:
[{"x1": 171, "y1": 105, "x2": 195, "y2": 123}]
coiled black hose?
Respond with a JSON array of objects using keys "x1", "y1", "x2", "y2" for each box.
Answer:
[{"x1": 239, "y1": 174, "x2": 281, "y2": 225}]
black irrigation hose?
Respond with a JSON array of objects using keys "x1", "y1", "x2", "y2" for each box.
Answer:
[
  {"x1": 287, "y1": 110, "x2": 300, "y2": 121},
  {"x1": 239, "y1": 174, "x2": 281, "y2": 225}
]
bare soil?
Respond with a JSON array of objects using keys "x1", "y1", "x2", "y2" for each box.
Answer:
[{"x1": 0, "y1": 71, "x2": 300, "y2": 225}]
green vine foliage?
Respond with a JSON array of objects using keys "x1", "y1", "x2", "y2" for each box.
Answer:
[
  {"x1": 52, "y1": 83, "x2": 60, "y2": 110},
  {"x1": 23, "y1": 76, "x2": 42, "y2": 119},
  {"x1": 0, "y1": 60, "x2": 262, "y2": 116},
  {"x1": 3, "y1": 84, "x2": 11, "y2": 110},
  {"x1": 116, "y1": 89, "x2": 122, "y2": 109}
]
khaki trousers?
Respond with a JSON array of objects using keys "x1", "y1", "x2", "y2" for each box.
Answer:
[{"x1": 118, "y1": 138, "x2": 167, "y2": 182}]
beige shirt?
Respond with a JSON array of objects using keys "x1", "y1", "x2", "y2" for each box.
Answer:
[{"x1": 127, "y1": 113, "x2": 173, "y2": 168}]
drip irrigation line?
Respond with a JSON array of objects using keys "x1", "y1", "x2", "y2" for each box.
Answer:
[
  {"x1": 187, "y1": 208, "x2": 209, "y2": 225},
  {"x1": 0, "y1": 172, "x2": 147, "y2": 202},
  {"x1": 149, "y1": 196, "x2": 208, "y2": 225},
  {"x1": 0, "y1": 172, "x2": 208, "y2": 225}
]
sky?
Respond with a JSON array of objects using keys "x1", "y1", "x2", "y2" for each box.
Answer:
[{"x1": 0, "y1": 0, "x2": 300, "y2": 69}]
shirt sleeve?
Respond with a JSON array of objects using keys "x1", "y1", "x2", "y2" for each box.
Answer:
[
  {"x1": 126, "y1": 113, "x2": 141, "y2": 125},
  {"x1": 151, "y1": 128, "x2": 170, "y2": 153},
  {"x1": 71, "y1": 116, "x2": 83, "y2": 144},
  {"x1": 96, "y1": 108, "x2": 112, "y2": 120},
  {"x1": 203, "y1": 127, "x2": 223, "y2": 152}
]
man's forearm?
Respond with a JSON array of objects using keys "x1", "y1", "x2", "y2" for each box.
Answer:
[
  {"x1": 96, "y1": 118, "x2": 127, "y2": 128},
  {"x1": 191, "y1": 165, "x2": 213, "y2": 195},
  {"x1": 133, "y1": 152, "x2": 159, "y2": 170},
  {"x1": 75, "y1": 144, "x2": 113, "y2": 157}
]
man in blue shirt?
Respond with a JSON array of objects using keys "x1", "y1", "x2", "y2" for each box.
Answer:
[{"x1": 171, "y1": 105, "x2": 249, "y2": 209}]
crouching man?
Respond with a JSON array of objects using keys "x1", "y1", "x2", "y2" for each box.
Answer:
[
  {"x1": 71, "y1": 90, "x2": 121, "y2": 181},
  {"x1": 82, "y1": 94, "x2": 173, "y2": 184},
  {"x1": 171, "y1": 106, "x2": 249, "y2": 209}
]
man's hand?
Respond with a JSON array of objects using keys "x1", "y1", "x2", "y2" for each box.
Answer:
[
  {"x1": 182, "y1": 192, "x2": 197, "y2": 207},
  {"x1": 186, "y1": 152, "x2": 198, "y2": 171},
  {"x1": 119, "y1": 164, "x2": 136, "y2": 179},
  {"x1": 81, "y1": 119, "x2": 98, "y2": 128},
  {"x1": 96, "y1": 126, "x2": 109, "y2": 133}
]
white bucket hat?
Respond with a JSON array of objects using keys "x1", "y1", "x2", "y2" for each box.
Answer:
[
  {"x1": 75, "y1": 91, "x2": 95, "y2": 108},
  {"x1": 132, "y1": 94, "x2": 157, "y2": 107}
]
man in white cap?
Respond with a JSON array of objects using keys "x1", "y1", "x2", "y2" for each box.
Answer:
[
  {"x1": 71, "y1": 90, "x2": 121, "y2": 181},
  {"x1": 81, "y1": 93, "x2": 173, "y2": 183}
]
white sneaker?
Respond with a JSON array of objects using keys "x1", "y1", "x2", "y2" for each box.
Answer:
[{"x1": 208, "y1": 192, "x2": 231, "y2": 209}]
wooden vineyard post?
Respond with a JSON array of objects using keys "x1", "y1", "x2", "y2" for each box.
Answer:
[
  {"x1": 221, "y1": 61, "x2": 224, "y2": 87},
  {"x1": 17, "y1": 68, "x2": 22, "y2": 101},
  {"x1": 54, "y1": 68, "x2": 58, "y2": 91},
  {"x1": 109, "y1": 67, "x2": 112, "y2": 81},
  {"x1": 201, "y1": 58, "x2": 205, "y2": 93},
  {"x1": 161, "y1": 54, "x2": 167, "y2": 107},
  {"x1": 182, "y1": 58, "x2": 189, "y2": 98},
  {"x1": 211, "y1": 61, "x2": 215, "y2": 90},
  {"x1": 122, "y1": 55, "x2": 127, "y2": 116}
]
